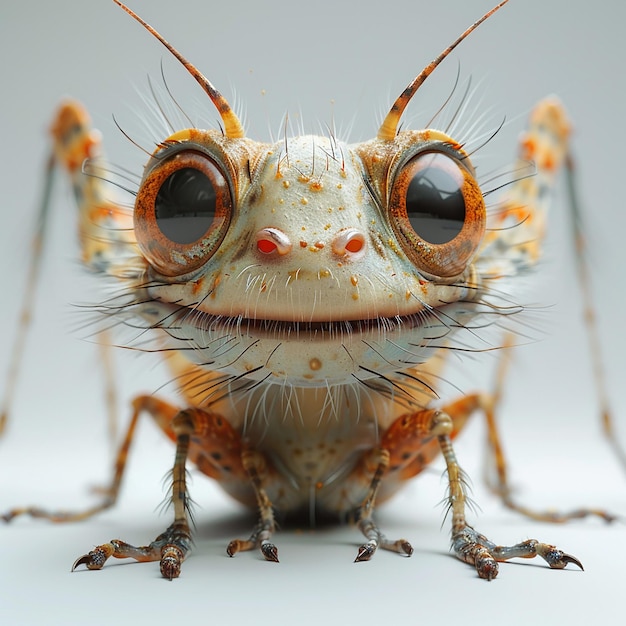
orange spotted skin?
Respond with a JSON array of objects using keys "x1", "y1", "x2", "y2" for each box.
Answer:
[{"x1": 2, "y1": 0, "x2": 614, "y2": 580}]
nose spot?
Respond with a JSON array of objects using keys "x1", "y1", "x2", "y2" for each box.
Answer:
[
  {"x1": 256, "y1": 228, "x2": 292, "y2": 256},
  {"x1": 332, "y1": 228, "x2": 366, "y2": 259}
]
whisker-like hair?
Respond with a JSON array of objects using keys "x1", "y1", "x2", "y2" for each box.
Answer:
[
  {"x1": 444, "y1": 75, "x2": 473, "y2": 136},
  {"x1": 112, "y1": 114, "x2": 156, "y2": 159},
  {"x1": 464, "y1": 115, "x2": 506, "y2": 159},
  {"x1": 159, "y1": 59, "x2": 195, "y2": 129},
  {"x1": 147, "y1": 74, "x2": 176, "y2": 135},
  {"x1": 82, "y1": 159, "x2": 137, "y2": 197},
  {"x1": 424, "y1": 62, "x2": 463, "y2": 129}
]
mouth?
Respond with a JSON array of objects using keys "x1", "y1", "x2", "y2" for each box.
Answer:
[
  {"x1": 158, "y1": 303, "x2": 447, "y2": 344},
  {"x1": 126, "y1": 297, "x2": 479, "y2": 387}
]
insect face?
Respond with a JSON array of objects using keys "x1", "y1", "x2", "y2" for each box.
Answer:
[{"x1": 130, "y1": 127, "x2": 485, "y2": 386}]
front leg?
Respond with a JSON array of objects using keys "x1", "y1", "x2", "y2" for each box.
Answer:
[
  {"x1": 352, "y1": 403, "x2": 584, "y2": 578},
  {"x1": 73, "y1": 408, "x2": 198, "y2": 579},
  {"x1": 352, "y1": 408, "x2": 451, "y2": 562},
  {"x1": 437, "y1": 427, "x2": 583, "y2": 579}
]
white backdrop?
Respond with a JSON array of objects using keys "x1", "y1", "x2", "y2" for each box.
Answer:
[{"x1": 1, "y1": 1, "x2": 624, "y2": 624}]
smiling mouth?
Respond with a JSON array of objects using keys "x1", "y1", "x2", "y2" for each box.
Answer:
[{"x1": 160, "y1": 302, "x2": 444, "y2": 342}]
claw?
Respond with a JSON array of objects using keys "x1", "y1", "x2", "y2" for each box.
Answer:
[
  {"x1": 385, "y1": 539, "x2": 413, "y2": 556},
  {"x1": 261, "y1": 541, "x2": 279, "y2": 563},
  {"x1": 560, "y1": 553, "x2": 584, "y2": 571},
  {"x1": 160, "y1": 546, "x2": 183, "y2": 580},
  {"x1": 71, "y1": 546, "x2": 109, "y2": 571},
  {"x1": 71, "y1": 554, "x2": 92, "y2": 572},
  {"x1": 226, "y1": 540, "x2": 239, "y2": 557},
  {"x1": 355, "y1": 542, "x2": 376, "y2": 562},
  {"x1": 226, "y1": 538, "x2": 253, "y2": 557},
  {"x1": 475, "y1": 554, "x2": 499, "y2": 581},
  {"x1": 537, "y1": 544, "x2": 584, "y2": 571}
]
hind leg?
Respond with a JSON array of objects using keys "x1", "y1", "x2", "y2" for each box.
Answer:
[{"x1": 1, "y1": 395, "x2": 171, "y2": 524}]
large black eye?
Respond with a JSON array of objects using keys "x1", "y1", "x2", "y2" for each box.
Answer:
[
  {"x1": 389, "y1": 150, "x2": 485, "y2": 278},
  {"x1": 155, "y1": 167, "x2": 219, "y2": 244},
  {"x1": 405, "y1": 153, "x2": 465, "y2": 244},
  {"x1": 135, "y1": 150, "x2": 232, "y2": 276}
]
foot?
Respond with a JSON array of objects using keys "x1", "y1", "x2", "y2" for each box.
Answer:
[
  {"x1": 452, "y1": 525, "x2": 583, "y2": 580},
  {"x1": 72, "y1": 522, "x2": 192, "y2": 579}
]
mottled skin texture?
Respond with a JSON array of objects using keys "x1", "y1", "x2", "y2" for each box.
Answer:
[{"x1": 3, "y1": 1, "x2": 610, "y2": 580}]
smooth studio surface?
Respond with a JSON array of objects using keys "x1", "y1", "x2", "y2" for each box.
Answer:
[{"x1": 1, "y1": 1, "x2": 625, "y2": 624}]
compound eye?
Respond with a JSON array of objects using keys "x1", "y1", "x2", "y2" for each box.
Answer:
[
  {"x1": 134, "y1": 150, "x2": 232, "y2": 276},
  {"x1": 389, "y1": 151, "x2": 485, "y2": 278}
]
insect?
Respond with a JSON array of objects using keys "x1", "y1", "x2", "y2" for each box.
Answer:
[{"x1": 1, "y1": 0, "x2": 618, "y2": 581}]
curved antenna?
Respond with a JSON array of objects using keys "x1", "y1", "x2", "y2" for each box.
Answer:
[
  {"x1": 113, "y1": 1, "x2": 245, "y2": 139},
  {"x1": 377, "y1": 0, "x2": 509, "y2": 141}
]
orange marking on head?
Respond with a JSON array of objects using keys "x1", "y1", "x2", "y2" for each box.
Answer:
[
  {"x1": 210, "y1": 274, "x2": 222, "y2": 298},
  {"x1": 191, "y1": 277, "x2": 204, "y2": 295},
  {"x1": 309, "y1": 358, "x2": 322, "y2": 371}
]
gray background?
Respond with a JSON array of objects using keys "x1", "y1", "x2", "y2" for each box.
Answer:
[{"x1": 1, "y1": 1, "x2": 624, "y2": 623}]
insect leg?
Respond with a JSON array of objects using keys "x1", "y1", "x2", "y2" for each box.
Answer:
[
  {"x1": 354, "y1": 449, "x2": 413, "y2": 562},
  {"x1": 477, "y1": 359, "x2": 617, "y2": 523},
  {"x1": 1, "y1": 394, "x2": 158, "y2": 523},
  {"x1": 227, "y1": 448, "x2": 279, "y2": 562},
  {"x1": 438, "y1": 429, "x2": 583, "y2": 579},
  {"x1": 2, "y1": 100, "x2": 141, "y2": 447},
  {"x1": 351, "y1": 407, "x2": 463, "y2": 562},
  {"x1": 371, "y1": 395, "x2": 596, "y2": 576},
  {"x1": 72, "y1": 406, "x2": 198, "y2": 579},
  {"x1": 0, "y1": 151, "x2": 55, "y2": 437},
  {"x1": 479, "y1": 97, "x2": 620, "y2": 507},
  {"x1": 564, "y1": 155, "x2": 626, "y2": 471}
]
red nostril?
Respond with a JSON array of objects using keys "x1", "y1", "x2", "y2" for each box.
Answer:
[
  {"x1": 256, "y1": 228, "x2": 292, "y2": 256},
  {"x1": 257, "y1": 238, "x2": 278, "y2": 254},
  {"x1": 332, "y1": 228, "x2": 366, "y2": 258},
  {"x1": 345, "y1": 237, "x2": 363, "y2": 253}
]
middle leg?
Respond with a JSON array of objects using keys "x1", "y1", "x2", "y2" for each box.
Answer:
[{"x1": 227, "y1": 448, "x2": 279, "y2": 562}]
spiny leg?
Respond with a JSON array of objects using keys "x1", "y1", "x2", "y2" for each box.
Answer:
[
  {"x1": 71, "y1": 523, "x2": 192, "y2": 580},
  {"x1": 0, "y1": 152, "x2": 55, "y2": 438},
  {"x1": 1, "y1": 395, "x2": 161, "y2": 523},
  {"x1": 227, "y1": 448, "x2": 278, "y2": 562},
  {"x1": 73, "y1": 407, "x2": 198, "y2": 579},
  {"x1": 98, "y1": 329, "x2": 120, "y2": 452},
  {"x1": 418, "y1": 388, "x2": 617, "y2": 523},
  {"x1": 477, "y1": 361, "x2": 617, "y2": 523},
  {"x1": 350, "y1": 406, "x2": 468, "y2": 562},
  {"x1": 478, "y1": 98, "x2": 620, "y2": 518},
  {"x1": 564, "y1": 155, "x2": 626, "y2": 473},
  {"x1": 354, "y1": 449, "x2": 413, "y2": 562},
  {"x1": 435, "y1": 418, "x2": 583, "y2": 579}
]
